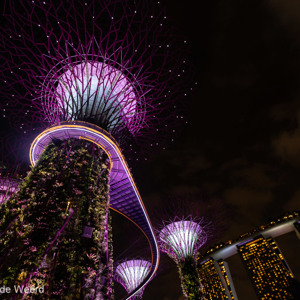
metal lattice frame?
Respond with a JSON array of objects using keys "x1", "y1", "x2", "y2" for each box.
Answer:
[
  {"x1": 115, "y1": 259, "x2": 151, "y2": 298},
  {"x1": 159, "y1": 218, "x2": 208, "y2": 263},
  {"x1": 1, "y1": 1, "x2": 194, "y2": 297},
  {"x1": 1, "y1": 0, "x2": 194, "y2": 159}
]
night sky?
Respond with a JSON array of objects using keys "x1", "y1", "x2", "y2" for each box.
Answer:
[
  {"x1": 1, "y1": 0, "x2": 300, "y2": 299},
  {"x1": 133, "y1": 0, "x2": 300, "y2": 299}
]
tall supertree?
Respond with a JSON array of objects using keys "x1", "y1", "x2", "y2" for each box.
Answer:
[
  {"x1": 159, "y1": 217, "x2": 207, "y2": 300},
  {"x1": 114, "y1": 259, "x2": 151, "y2": 299},
  {"x1": 0, "y1": 0, "x2": 194, "y2": 298}
]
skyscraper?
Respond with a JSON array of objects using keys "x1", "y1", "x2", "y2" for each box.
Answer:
[
  {"x1": 198, "y1": 258, "x2": 237, "y2": 300},
  {"x1": 237, "y1": 235, "x2": 294, "y2": 300}
]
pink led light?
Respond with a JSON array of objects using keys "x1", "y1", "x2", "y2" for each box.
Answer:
[
  {"x1": 115, "y1": 259, "x2": 151, "y2": 296},
  {"x1": 159, "y1": 220, "x2": 207, "y2": 261},
  {"x1": 0, "y1": 178, "x2": 20, "y2": 205},
  {"x1": 54, "y1": 61, "x2": 137, "y2": 132}
]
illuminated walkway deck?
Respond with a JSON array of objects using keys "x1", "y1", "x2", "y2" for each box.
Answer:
[{"x1": 30, "y1": 121, "x2": 159, "y2": 299}]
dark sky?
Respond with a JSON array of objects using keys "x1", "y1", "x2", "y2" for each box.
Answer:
[
  {"x1": 1, "y1": 0, "x2": 300, "y2": 299},
  {"x1": 130, "y1": 0, "x2": 300, "y2": 299}
]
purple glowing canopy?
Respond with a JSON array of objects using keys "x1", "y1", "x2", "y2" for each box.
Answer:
[
  {"x1": 159, "y1": 220, "x2": 207, "y2": 261},
  {"x1": 1, "y1": 0, "x2": 194, "y2": 158},
  {"x1": 1, "y1": 0, "x2": 194, "y2": 297},
  {"x1": 115, "y1": 259, "x2": 151, "y2": 295},
  {"x1": 54, "y1": 61, "x2": 138, "y2": 133}
]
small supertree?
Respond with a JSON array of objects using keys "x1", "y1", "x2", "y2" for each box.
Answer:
[
  {"x1": 159, "y1": 217, "x2": 207, "y2": 300},
  {"x1": 0, "y1": 0, "x2": 194, "y2": 298},
  {"x1": 115, "y1": 259, "x2": 151, "y2": 300}
]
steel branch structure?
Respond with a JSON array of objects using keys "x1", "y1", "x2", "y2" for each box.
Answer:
[
  {"x1": 159, "y1": 218, "x2": 208, "y2": 300},
  {"x1": 1, "y1": 0, "x2": 193, "y2": 159},
  {"x1": 115, "y1": 259, "x2": 152, "y2": 299},
  {"x1": 159, "y1": 219, "x2": 208, "y2": 263},
  {"x1": 1, "y1": 0, "x2": 193, "y2": 298}
]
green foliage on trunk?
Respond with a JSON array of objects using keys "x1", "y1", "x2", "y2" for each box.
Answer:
[
  {"x1": 178, "y1": 256, "x2": 203, "y2": 300},
  {"x1": 0, "y1": 138, "x2": 113, "y2": 299}
]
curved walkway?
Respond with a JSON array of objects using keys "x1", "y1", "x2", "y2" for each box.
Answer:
[{"x1": 30, "y1": 121, "x2": 159, "y2": 299}]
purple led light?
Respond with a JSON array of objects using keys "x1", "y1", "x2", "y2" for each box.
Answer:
[
  {"x1": 237, "y1": 238, "x2": 254, "y2": 247},
  {"x1": 0, "y1": 177, "x2": 20, "y2": 205},
  {"x1": 29, "y1": 123, "x2": 160, "y2": 299},
  {"x1": 1, "y1": 0, "x2": 192, "y2": 156},
  {"x1": 200, "y1": 258, "x2": 210, "y2": 265},
  {"x1": 115, "y1": 259, "x2": 151, "y2": 296},
  {"x1": 159, "y1": 220, "x2": 207, "y2": 261},
  {"x1": 49, "y1": 61, "x2": 138, "y2": 134},
  {"x1": 1, "y1": 1, "x2": 193, "y2": 297}
]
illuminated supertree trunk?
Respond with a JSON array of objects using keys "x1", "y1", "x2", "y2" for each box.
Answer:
[
  {"x1": 0, "y1": 139, "x2": 113, "y2": 298},
  {"x1": 115, "y1": 259, "x2": 151, "y2": 300},
  {"x1": 1, "y1": 0, "x2": 194, "y2": 298},
  {"x1": 159, "y1": 219, "x2": 207, "y2": 300}
]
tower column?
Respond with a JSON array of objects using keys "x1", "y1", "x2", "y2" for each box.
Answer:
[{"x1": 0, "y1": 138, "x2": 113, "y2": 299}]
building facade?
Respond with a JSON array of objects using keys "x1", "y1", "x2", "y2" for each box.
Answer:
[
  {"x1": 197, "y1": 213, "x2": 299, "y2": 300},
  {"x1": 237, "y1": 236, "x2": 294, "y2": 300},
  {"x1": 198, "y1": 258, "x2": 237, "y2": 300}
]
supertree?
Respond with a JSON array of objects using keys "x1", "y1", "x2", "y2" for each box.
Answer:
[
  {"x1": 159, "y1": 217, "x2": 208, "y2": 300},
  {"x1": 0, "y1": 0, "x2": 194, "y2": 298},
  {"x1": 0, "y1": 132, "x2": 27, "y2": 206},
  {"x1": 114, "y1": 259, "x2": 151, "y2": 299}
]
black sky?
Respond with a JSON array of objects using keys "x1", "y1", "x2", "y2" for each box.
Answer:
[
  {"x1": 1, "y1": 0, "x2": 300, "y2": 299},
  {"x1": 133, "y1": 0, "x2": 300, "y2": 299}
]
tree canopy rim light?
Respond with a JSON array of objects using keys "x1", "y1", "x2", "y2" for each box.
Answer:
[
  {"x1": 42, "y1": 57, "x2": 145, "y2": 134},
  {"x1": 159, "y1": 219, "x2": 207, "y2": 260},
  {"x1": 29, "y1": 120, "x2": 159, "y2": 299},
  {"x1": 115, "y1": 259, "x2": 152, "y2": 294},
  {"x1": 1, "y1": 0, "x2": 193, "y2": 159}
]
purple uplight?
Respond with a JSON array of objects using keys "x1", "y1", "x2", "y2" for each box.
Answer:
[
  {"x1": 159, "y1": 220, "x2": 207, "y2": 261},
  {"x1": 115, "y1": 259, "x2": 151, "y2": 298},
  {"x1": 53, "y1": 61, "x2": 137, "y2": 133},
  {"x1": 1, "y1": 0, "x2": 193, "y2": 156},
  {"x1": 0, "y1": 176, "x2": 20, "y2": 205}
]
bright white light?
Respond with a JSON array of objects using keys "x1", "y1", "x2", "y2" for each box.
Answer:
[
  {"x1": 159, "y1": 220, "x2": 207, "y2": 260},
  {"x1": 55, "y1": 61, "x2": 137, "y2": 131},
  {"x1": 115, "y1": 259, "x2": 151, "y2": 294}
]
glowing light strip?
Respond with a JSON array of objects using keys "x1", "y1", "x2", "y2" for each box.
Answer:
[
  {"x1": 29, "y1": 123, "x2": 159, "y2": 299},
  {"x1": 110, "y1": 206, "x2": 154, "y2": 263}
]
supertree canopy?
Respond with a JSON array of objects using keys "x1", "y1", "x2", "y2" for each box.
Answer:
[
  {"x1": 0, "y1": 0, "x2": 194, "y2": 299},
  {"x1": 52, "y1": 61, "x2": 138, "y2": 133},
  {"x1": 159, "y1": 220, "x2": 207, "y2": 263},
  {"x1": 115, "y1": 259, "x2": 151, "y2": 299},
  {"x1": 159, "y1": 218, "x2": 207, "y2": 300},
  {"x1": 1, "y1": 0, "x2": 194, "y2": 155}
]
